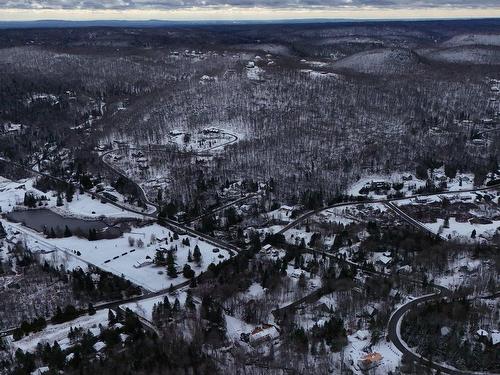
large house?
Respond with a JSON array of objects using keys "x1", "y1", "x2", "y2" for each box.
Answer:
[
  {"x1": 358, "y1": 352, "x2": 383, "y2": 370},
  {"x1": 248, "y1": 324, "x2": 280, "y2": 346}
]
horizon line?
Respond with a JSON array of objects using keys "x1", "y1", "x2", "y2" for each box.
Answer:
[{"x1": 1, "y1": 6, "x2": 499, "y2": 23}]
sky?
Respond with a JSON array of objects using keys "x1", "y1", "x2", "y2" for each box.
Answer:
[{"x1": 0, "y1": 0, "x2": 499, "y2": 21}]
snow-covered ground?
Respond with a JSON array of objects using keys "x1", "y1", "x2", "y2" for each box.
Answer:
[
  {"x1": 344, "y1": 332, "x2": 401, "y2": 374},
  {"x1": 225, "y1": 314, "x2": 255, "y2": 342},
  {"x1": 10, "y1": 309, "x2": 109, "y2": 353},
  {"x1": 121, "y1": 290, "x2": 188, "y2": 322},
  {"x1": 433, "y1": 255, "x2": 489, "y2": 290},
  {"x1": 246, "y1": 66, "x2": 264, "y2": 80},
  {"x1": 347, "y1": 172, "x2": 425, "y2": 198},
  {"x1": 2, "y1": 219, "x2": 231, "y2": 292},
  {"x1": 347, "y1": 169, "x2": 475, "y2": 198},
  {"x1": 0, "y1": 177, "x2": 143, "y2": 219},
  {"x1": 313, "y1": 207, "x2": 356, "y2": 225},
  {"x1": 424, "y1": 217, "x2": 500, "y2": 243},
  {"x1": 393, "y1": 190, "x2": 500, "y2": 244}
]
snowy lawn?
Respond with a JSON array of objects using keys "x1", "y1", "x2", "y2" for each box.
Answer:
[
  {"x1": 10, "y1": 309, "x2": 109, "y2": 353},
  {"x1": 3, "y1": 220, "x2": 231, "y2": 292},
  {"x1": 121, "y1": 290, "x2": 188, "y2": 322},
  {"x1": 0, "y1": 177, "x2": 144, "y2": 219}
]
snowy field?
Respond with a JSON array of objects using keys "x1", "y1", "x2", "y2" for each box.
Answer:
[
  {"x1": 424, "y1": 217, "x2": 500, "y2": 243},
  {"x1": 2, "y1": 219, "x2": 231, "y2": 292},
  {"x1": 394, "y1": 190, "x2": 500, "y2": 243},
  {"x1": 0, "y1": 177, "x2": 143, "y2": 219},
  {"x1": 10, "y1": 309, "x2": 109, "y2": 353},
  {"x1": 225, "y1": 314, "x2": 255, "y2": 342},
  {"x1": 433, "y1": 256, "x2": 487, "y2": 290}
]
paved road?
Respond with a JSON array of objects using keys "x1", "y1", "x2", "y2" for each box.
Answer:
[
  {"x1": 2, "y1": 148, "x2": 499, "y2": 375},
  {"x1": 181, "y1": 193, "x2": 257, "y2": 224},
  {"x1": 0, "y1": 156, "x2": 240, "y2": 256},
  {"x1": 283, "y1": 244, "x2": 499, "y2": 375},
  {"x1": 387, "y1": 289, "x2": 499, "y2": 375},
  {"x1": 278, "y1": 183, "x2": 500, "y2": 235},
  {"x1": 384, "y1": 201, "x2": 447, "y2": 240}
]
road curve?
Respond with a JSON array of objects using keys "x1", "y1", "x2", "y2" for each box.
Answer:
[
  {"x1": 387, "y1": 290, "x2": 499, "y2": 375},
  {"x1": 278, "y1": 183, "x2": 500, "y2": 235}
]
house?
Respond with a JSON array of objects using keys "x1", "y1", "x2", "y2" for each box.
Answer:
[
  {"x1": 261, "y1": 244, "x2": 273, "y2": 254},
  {"x1": 476, "y1": 329, "x2": 489, "y2": 340},
  {"x1": 249, "y1": 324, "x2": 280, "y2": 346},
  {"x1": 358, "y1": 352, "x2": 383, "y2": 370},
  {"x1": 173, "y1": 211, "x2": 187, "y2": 222},
  {"x1": 278, "y1": 205, "x2": 295, "y2": 217},
  {"x1": 377, "y1": 254, "x2": 392, "y2": 267},
  {"x1": 389, "y1": 289, "x2": 400, "y2": 299},
  {"x1": 365, "y1": 305, "x2": 378, "y2": 318},
  {"x1": 371, "y1": 181, "x2": 390, "y2": 190},
  {"x1": 355, "y1": 330, "x2": 370, "y2": 341},
  {"x1": 134, "y1": 257, "x2": 153, "y2": 268},
  {"x1": 6, "y1": 234, "x2": 18, "y2": 244},
  {"x1": 397, "y1": 265, "x2": 412, "y2": 274},
  {"x1": 93, "y1": 341, "x2": 106, "y2": 352}
]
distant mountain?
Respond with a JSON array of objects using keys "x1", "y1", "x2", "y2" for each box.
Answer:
[
  {"x1": 332, "y1": 48, "x2": 424, "y2": 74},
  {"x1": 0, "y1": 18, "x2": 499, "y2": 30},
  {"x1": 0, "y1": 19, "x2": 359, "y2": 29}
]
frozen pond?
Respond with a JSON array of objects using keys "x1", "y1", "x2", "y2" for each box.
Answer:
[{"x1": 7, "y1": 209, "x2": 120, "y2": 238}]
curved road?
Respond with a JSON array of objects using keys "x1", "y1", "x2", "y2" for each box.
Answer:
[
  {"x1": 278, "y1": 183, "x2": 500, "y2": 235},
  {"x1": 387, "y1": 289, "x2": 499, "y2": 375}
]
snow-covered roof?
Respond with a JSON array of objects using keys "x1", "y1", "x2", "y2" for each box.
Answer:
[
  {"x1": 93, "y1": 341, "x2": 106, "y2": 352},
  {"x1": 31, "y1": 367, "x2": 49, "y2": 375},
  {"x1": 358, "y1": 352, "x2": 383, "y2": 368},
  {"x1": 477, "y1": 329, "x2": 489, "y2": 337},
  {"x1": 249, "y1": 325, "x2": 279, "y2": 343},
  {"x1": 355, "y1": 330, "x2": 370, "y2": 340},
  {"x1": 365, "y1": 305, "x2": 378, "y2": 316},
  {"x1": 441, "y1": 326, "x2": 451, "y2": 336},
  {"x1": 491, "y1": 330, "x2": 500, "y2": 346},
  {"x1": 377, "y1": 255, "x2": 392, "y2": 265}
]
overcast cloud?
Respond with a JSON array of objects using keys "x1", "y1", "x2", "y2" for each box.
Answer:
[{"x1": 2, "y1": 0, "x2": 500, "y2": 10}]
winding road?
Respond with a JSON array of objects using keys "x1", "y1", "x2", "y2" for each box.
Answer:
[{"x1": 2, "y1": 138, "x2": 499, "y2": 375}]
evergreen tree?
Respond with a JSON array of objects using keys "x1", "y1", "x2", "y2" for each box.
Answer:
[
  {"x1": 88, "y1": 303, "x2": 96, "y2": 316},
  {"x1": 182, "y1": 264, "x2": 195, "y2": 278},
  {"x1": 173, "y1": 298, "x2": 180, "y2": 313},
  {"x1": 166, "y1": 251, "x2": 177, "y2": 278},
  {"x1": 64, "y1": 225, "x2": 72, "y2": 237},
  {"x1": 66, "y1": 184, "x2": 75, "y2": 203},
  {"x1": 185, "y1": 290, "x2": 195, "y2": 311},
  {"x1": 193, "y1": 245, "x2": 202, "y2": 264},
  {"x1": 154, "y1": 250, "x2": 165, "y2": 265}
]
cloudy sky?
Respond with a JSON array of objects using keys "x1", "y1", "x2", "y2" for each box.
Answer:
[{"x1": 0, "y1": 0, "x2": 499, "y2": 21}]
